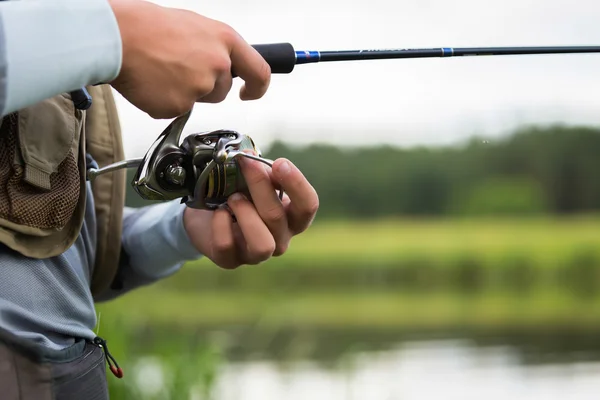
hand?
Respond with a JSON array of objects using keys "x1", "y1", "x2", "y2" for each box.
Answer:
[
  {"x1": 183, "y1": 158, "x2": 319, "y2": 269},
  {"x1": 107, "y1": 0, "x2": 270, "y2": 119}
]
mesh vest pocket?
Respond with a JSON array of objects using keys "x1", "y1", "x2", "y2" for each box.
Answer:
[{"x1": 0, "y1": 107, "x2": 81, "y2": 231}]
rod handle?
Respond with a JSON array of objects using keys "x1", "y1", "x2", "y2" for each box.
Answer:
[{"x1": 232, "y1": 43, "x2": 296, "y2": 77}]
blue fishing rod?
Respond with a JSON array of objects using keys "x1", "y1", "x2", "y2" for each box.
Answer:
[
  {"x1": 246, "y1": 43, "x2": 600, "y2": 73},
  {"x1": 72, "y1": 44, "x2": 600, "y2": 109}
]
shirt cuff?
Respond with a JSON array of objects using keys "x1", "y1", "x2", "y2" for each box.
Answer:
[
  {"x1": 1, "y1": 0, "x2": 122, "y2": 115},
  {"x1": 122, "y1": 200, "x2": 204, "y2": 280}
]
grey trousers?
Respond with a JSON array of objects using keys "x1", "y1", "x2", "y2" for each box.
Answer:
[{"x1": 0, "y1": 328, "x2": 109, "y2": 400}]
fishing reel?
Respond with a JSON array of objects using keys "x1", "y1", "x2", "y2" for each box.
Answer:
[{"x1": 87, "y1": 110, "x2": 282, "y2": 210}]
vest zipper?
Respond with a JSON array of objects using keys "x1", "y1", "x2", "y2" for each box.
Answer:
[{"x1": 93, "y1": 336, "x2": 124, "y2": 378}]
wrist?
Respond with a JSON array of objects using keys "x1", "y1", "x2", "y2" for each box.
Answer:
[
  {"x1": 121, "y1": 200, "x2": 204, "y2": 278},
  {"x1": 105, "y1": 0, "x2": 131, "y2": 80},
  {"x1": 105, "y1": 0, "x2": 162, "y2": 84},
  {"x1": 182, "y1": 206, "x2": 214, "y2": 257}
]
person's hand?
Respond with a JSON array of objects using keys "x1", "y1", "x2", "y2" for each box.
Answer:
[
  {"x1": 183, "y1": 157, "x2": 319, "y2": 269},
  {"x1": 107, "y1": 0, "x2": 270, "y2": 119}
]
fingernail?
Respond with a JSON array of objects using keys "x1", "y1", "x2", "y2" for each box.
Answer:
[
  {"x1": 229, "y1": 192, "x2": 244, "y2": 202},
  {"x1": 279, "y1": 160, "x2": 291, "y2": 176}
]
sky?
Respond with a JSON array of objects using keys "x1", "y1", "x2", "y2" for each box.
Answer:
[{"x1": 113, "y1": 0, "x2": 600, "y2": 159}]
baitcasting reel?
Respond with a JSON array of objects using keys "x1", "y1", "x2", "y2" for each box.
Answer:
[{"x1": 87, "y1": 110, "x2": 283, "y2": 210}]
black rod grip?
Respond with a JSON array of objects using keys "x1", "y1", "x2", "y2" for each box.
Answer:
[
  {"x1": 232, "y1": 43, "x2": 296, "y2": 77},
  {"x1": 252, "y1": 43, "x2": 296, "y2": 73}
]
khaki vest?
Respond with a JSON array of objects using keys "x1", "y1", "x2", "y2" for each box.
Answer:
[{"x1": 0, "y1": 85, "x2": 126, "y2": 300}]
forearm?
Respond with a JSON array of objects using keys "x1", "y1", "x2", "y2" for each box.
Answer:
[
  {"x1": 94, "y1": 200, "x2": 203, "y2": 302},
  {"x1": 0, "y1": 0, "x2": 122, "y2": 116}
]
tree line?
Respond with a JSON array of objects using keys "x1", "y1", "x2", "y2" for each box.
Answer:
[{"x1": 126, "y1": 124, "x2": 600, "y2": 218}]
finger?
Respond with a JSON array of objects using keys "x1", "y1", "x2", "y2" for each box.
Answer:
[
  {"x1": 229, "y1": 39, "x2": 271, "y2": 100},
  {"x1": 199, "y1": 71, "x2": 233, "y2": 104},
  {"x1": 210, "y1": 207, "x2": 241, "y2": 269},
  {"x1": 271, "y1": 158, "x2": 319, "y2": 235},
  {"x1": 280, "y1": 191, "x2": 291, "y2": 208},
  {"x1": 227, "y1": 193, "x2": 275, "y2": 264},
  {"x1": 238, "y1": 156, "x2": 290, "y2": 256}
]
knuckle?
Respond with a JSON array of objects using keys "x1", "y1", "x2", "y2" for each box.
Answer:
[
  {"x1": 264, "y1": 205, "x2": 286, "y2": 225},
  {"x1": 302, "y1": 195, "x2": 320, "y2": 218},
  {"x1": 250, "y1": 241, "x2": 275, "y2": 262},
  {"x1": 217, "y1": 23, "x2": 239, "y2": 46},
  {"x1": 213, "y1": 237, "x2": 235, "y2": 255},
  {"x1": 273, "y1": 241, "x2": 289, "y2": 257},
  {"x1": 218, "y1": 260, "x2": 241, "y2": 270},
  {"x1": 214, "y1": 93, "x2": 229, "y2": 103},
  {"x1": 213, "y1": 54, "x2": 232, "y2": 74},
  {"x1": 203, "y1": 90, "x2": 228, "y2": 104},
  {"x1": 195, "y1": 78, "x2": 216, "y2": 97}
]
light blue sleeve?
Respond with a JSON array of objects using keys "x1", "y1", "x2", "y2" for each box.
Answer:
[
  {"x1": 94, "y1": 200, "x2": 205, "y2": 302},
  {"x1": 0, "y1": 6, "x2": 6, "y2": 115},
  {"x1": 121, "y1": 200, "x2": 204, "y2": 278},
  {"x1": 0, "y1": 0, "x2": 122, "y2": 116}
]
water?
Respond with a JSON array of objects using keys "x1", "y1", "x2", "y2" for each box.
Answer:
[
  {"x1": 210, "y1": 339, "x2": 600, "y2": 400},
  {"x1": 123, "y1": 326, "x2": 600, "y2": 400}
]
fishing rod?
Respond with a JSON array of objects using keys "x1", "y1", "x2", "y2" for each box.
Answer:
[
  {"x1": 242, "y1": 43, "x2": 600, "y2": 73},
  {"x1": 72, "y1": 43, "x2": 600, "y2": 110},
  {"x1": 86, "y1": 42, "x2": 600, "y2": 210}
]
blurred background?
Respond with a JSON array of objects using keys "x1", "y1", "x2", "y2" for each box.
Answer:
[{"x1": 97, "y1": 0, "x2": 600, "y2": 398}]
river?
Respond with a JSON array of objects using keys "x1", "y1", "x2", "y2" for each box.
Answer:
[
  {"x1": 128, "y1": 328, "x2": 600, "y2": 400},
  {"x1": 210, "y1": 339, "x2": 600, "y2": 400}
]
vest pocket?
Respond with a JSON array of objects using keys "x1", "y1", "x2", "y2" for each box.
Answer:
[{"x1": 0, "y1": 95, "x2": 83, "y2": 232}]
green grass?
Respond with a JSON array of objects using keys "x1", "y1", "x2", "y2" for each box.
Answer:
[
  {"x1": 183, "y1": 215, "x2": 600, "y2": 267},
  {"x1": 97, "y1": 287, "x2": 600, "y2": 331},
  {"x1": 96, "y1": 215, "x2": 600, "y2": 331}
]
